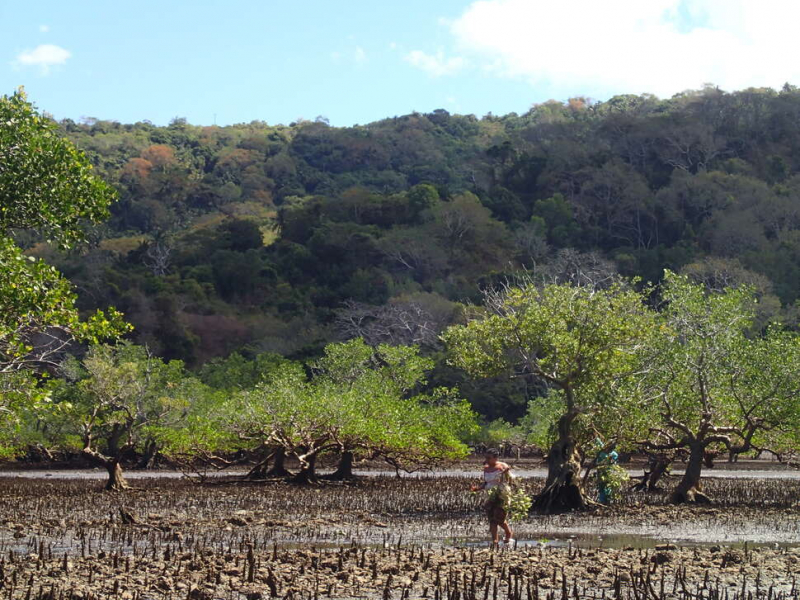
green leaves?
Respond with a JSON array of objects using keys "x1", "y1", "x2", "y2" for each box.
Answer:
[
  {"x1": 596, "y1": 463, "x2": 629, "y2": 503},
  {"x1": 0, "y1": 89, "x2": 128, "y2": 406},
  {"x1": 0, "y1": 89, "x2": 116, "y2": 247},
  {"x1": 444, "y1": 281, "x2": 656, "y2": 452},
  {"x1": 645, "y1": 272, "x2": 800, "y2": 456},
  {"x1": 226, "y1": 339, "x2": 477, "y2": 469},
  {"x1": 447, "y1": 272, "x2": 800, "y2": 469},
  {"x1": 445, "y1": 282, "x2": 652, "y2": 388},
  {"x1": 0, "y1": 238, "x2": 130, "y2": 376},
  {"x1": 61, "y1": 343, "x2": 199, "y2": 458}
]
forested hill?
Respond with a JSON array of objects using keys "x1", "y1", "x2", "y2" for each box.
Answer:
[{"x1": 32, "y1": 85, "x2": 800, "y2": 412}]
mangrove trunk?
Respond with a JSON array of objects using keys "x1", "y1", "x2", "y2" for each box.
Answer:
[
  {"x1": 532, "y1": 410, "x2": 585, "y2": 513},
  {"x1": 647, "y1": 455, "x2": 671, "y2": 491},
  {"x1": 82, "y1": 447, "x2": 130, "y2": 492},
  {"x1": 265, "y1": 447, "x2": 292, "y2": 478},
  {"x1": 248, "y1": 447, "x2": 294, "y2": 480},
  {"x1": 670, "y1": 442, "x2": 710, "y2": 504},
  {"x1": 136, "y1": 439, "x2": 159, "y2": 470},
  {"x1": 105, "y1": 460, "x2": 129, "y2": 491},
  {"x1": 290, "y1": 453, "x2": 318, "y2": 485},
  {"x1": 324, "y1": 451, "x2": 355, "y2": 481}
]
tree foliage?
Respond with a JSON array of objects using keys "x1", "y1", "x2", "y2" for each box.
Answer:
[
  {"x1": 444, "y1": 281, "x2": 655, "y2": 511},
  {"x1": 223, "y1": 339, "x2": 477, "y2": 480},
  {"x1": 0, "y1": 90, "x2": 115, "y2": 246},
  {"x1": 35, "y1": 86, "x2": 800, "y2": 371},
  {"x1": 642, "y1": 273, "x2": 800, "y2": 503},
  {"x1": 6, "y1": 88, "x2": 800, "y2": 500},
  {"x1": 53, "y1": 343, "x2": 194, "y2": 489},
  {"x1": 0, "y1": 90, "x2": 127, "y2": 409}
]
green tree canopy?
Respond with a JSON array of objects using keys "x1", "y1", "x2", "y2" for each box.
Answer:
[
  {"x1": 444, "y1": 280, "x2": 655, "y2": 512},
  {"x1": 57, "y1": 342, "x2": 194, "y2": 490},
  {"x1": 642, "y1": 272, "x2": 800, "y2": 504},
  {"x1": 0, "y1": 90, "x2": 116, "y2": 246},
  {"x1": 225, "y1": 339, "x2": 477, "y2": 482}
]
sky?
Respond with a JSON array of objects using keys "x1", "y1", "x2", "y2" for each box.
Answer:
[{"x1": 2, "y1": 0, "x2": 800, "y2": 127}]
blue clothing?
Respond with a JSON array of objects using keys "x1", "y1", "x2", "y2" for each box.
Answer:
[{"x1": 597, "y1": 449, "x2": 619, "y2": 504}]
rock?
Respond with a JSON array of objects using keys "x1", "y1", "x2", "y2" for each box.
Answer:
[
  {"x1": 156, "y1": 577, "x2": 172, "y2": 591},
  {"x1": 722, "y1": 550, "x2": 744, "y2": 565},
  {"x1": 651, "y1": 552, "x2": 671, "y2": 565}
]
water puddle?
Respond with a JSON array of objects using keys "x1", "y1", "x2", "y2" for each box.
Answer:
[{"x1": 458, "y1": 532, "x2": 800, "y2": 550}]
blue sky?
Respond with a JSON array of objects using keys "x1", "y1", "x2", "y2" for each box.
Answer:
[{"x1": 2, "y1": 0, "x2": 799, "y2": 127}]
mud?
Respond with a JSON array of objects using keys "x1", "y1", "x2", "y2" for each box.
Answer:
[{"x1": 0, "y1": 475, "x2": 796, "y2": 599}]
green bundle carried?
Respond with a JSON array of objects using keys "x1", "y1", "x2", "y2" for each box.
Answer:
[
  {"x1": 487, "y1": 481, "x2": 532, "y2": 522},
  {"x1": 505, "y1": 486, "x2": 532, "y2": 521}
]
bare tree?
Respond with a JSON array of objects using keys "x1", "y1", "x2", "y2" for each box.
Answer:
[
  {"x1": 658, "y1": 123, "x2": 728, "y2": 172},
  {"x1": 479, "y1": 249, "x2": 621, "y2": 324},
  {"x1": 1, "y1": 326, "x2": 75, "y2": 375},
  {"x1": 538, "y1": 249, "x2": 619, "y2": 289},
  {"x1": 144, "y1": 239, "x2": 172, "y2": 276},
  {"x1": 335, "y1": 300, "x2": 447, "y2": 349},
  {"x1": 512, "y1": 223, "x2": 549, "y2": 265}
]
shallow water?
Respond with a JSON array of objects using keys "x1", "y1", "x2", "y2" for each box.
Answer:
[
  {"x1": 508, "y1": 516, "x2": 800, "y2": 547},
  {"x1": 0, "y1": 465, "x2": 797, "y2": 480},
  {"x1": 354, "y1": 467, "x2": 800, "y2": 480},
  {"x1": 459, "y1": 532, "x2": 800, "y2": 550}
]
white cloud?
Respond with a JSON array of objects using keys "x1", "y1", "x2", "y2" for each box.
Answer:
[
  {"x1": 14, "y1": 44, "x2": 71, "y2": 74},
  {"x1": 39, "y1": 24, "x2": 50, "y2": 33},
  {"x1": 447, "y1": 0, "x2": 800, "y2": 98},
  {"x1": 331, "y1": 46, "x2": 367, "y2": 65},
  {"x1": 354, "y1": 46, "x2": 367, "y2": 64},
  {"x1": 405, "y1": 50, "x2": 467, "y2": 77}
]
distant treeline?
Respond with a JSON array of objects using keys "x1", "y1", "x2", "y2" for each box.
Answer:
[{"x1": 27, "y1": 84, "x2": 800, "y2": 419}]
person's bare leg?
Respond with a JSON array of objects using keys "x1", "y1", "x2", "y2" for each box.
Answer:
[
  {"x1": 490, "y1": 523, "x2": 500, "y2": 546},
  {"x1": 501, "y1": 521, "x2": 513, "y2": 543}
]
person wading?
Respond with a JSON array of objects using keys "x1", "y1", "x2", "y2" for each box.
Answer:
[{"x1": 471, "y1": 448, "x2": 515, "y2": 547}]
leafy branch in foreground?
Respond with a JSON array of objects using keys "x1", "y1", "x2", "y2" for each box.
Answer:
[{"x1": 0, "y1": 89, "x2": 128, "y2": 412}]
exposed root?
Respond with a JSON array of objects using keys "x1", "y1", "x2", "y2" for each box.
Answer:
[
  {"x1": 670, "y1": 486, "x2": 712, "y2": 505},
  {"x1": 533, "y1": 478, "x2": 586, "y2": 514}
]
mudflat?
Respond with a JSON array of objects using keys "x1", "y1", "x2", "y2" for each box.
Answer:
[{"x1": 0, "y1": 474, "x2": 796, "y2": 599}]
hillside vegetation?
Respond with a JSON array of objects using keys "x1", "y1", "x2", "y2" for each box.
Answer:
[{"x1": 26, "y1": 85, "x2": 800, "y2": 418}]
